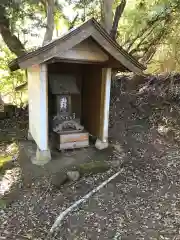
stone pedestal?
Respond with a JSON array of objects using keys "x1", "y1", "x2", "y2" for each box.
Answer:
[
  {"x1": 27, "y1": 130, "x2": 33, "y2": 141},
  {"x1": 95, "y1": 139, "x2": 108, "y2": 150},
  {"x1": 31, "y1": 147, "x2": 51, "y2": 165}
]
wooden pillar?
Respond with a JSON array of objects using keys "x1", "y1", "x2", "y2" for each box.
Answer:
[
  {"x1": 96, "y1": 67, "x2": 111, "y2": 150},
  {"x1": 37, "y1": 64, "x2": 48, "y2": 149},
  {"x1": 28, "y1": 63, "x2": 51, "y2": 164},
  {"x1": 101, "y1": 68, "x2": 111, "y2": 142}
]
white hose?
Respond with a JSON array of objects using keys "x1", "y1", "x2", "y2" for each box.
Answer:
[{"x1": 50, "y1": 169, "x2": 123, "y2": 234}]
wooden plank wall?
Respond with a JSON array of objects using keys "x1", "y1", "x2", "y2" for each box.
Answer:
[{"x1": 82, "y1": 65, "x2": 103, "y2": 138}]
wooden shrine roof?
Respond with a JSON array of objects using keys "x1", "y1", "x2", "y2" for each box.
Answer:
[{"x1": 9, "y1": 18, "x2": 146, "y2": 73}]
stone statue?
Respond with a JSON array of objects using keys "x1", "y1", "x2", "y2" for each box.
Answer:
[{"x1": 53, "y1": 120, "x2": 84, "y2": 133}]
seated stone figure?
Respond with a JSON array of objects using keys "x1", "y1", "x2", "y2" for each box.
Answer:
[{"x1": 53, "y1": 120, "x2": 84, "y2": 133}]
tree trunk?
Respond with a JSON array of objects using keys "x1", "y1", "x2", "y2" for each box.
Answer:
[
  {"x1": 101, "y1": 0, "x2": 114, "y2": 34},
  {"x1": 0, "y1": 25, "x2": 26, "y2": 56},
  {"x1": 110, "y1": 0, "x2": 126, "y2": 40},
  {"x1": 43, "y1": 0, "x2": 55, "y2": 46},
  {"x1": 0, "y1": 5, "x2": 26, "y2": 57}
]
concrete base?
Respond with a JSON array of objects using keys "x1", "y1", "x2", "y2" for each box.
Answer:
[
  {"x1": 27, "y1": 130, "x2": 33, "y2": 141},
  {"x1": 31, "y1": 148, "x2": 51, "y2": 166},
  {"x1": 95, "y1": 139, "x2": 108, "y2": 150},
  {"x1": 18, "y1": 140, "x2": 112, "y2": 189}
]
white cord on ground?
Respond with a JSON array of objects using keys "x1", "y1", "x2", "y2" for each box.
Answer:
[{"x1": 49, "y1": 169, "x2": 124, "y2": 234}]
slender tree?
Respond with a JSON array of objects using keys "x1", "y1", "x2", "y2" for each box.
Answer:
[
  {"x1": 110, "y1": 0, "x2": 126, "y2": 40},
  {"x1": 43, "y1": 0, "x2": 55, "y2": 45}
]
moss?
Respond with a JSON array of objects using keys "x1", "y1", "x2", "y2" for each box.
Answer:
[{"x1": 78, "y1": 161, "x2": 110, "y2": 175}]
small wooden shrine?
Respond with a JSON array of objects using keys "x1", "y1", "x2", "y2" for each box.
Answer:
[{"x1": 9, "y1": 18, "x2": 145, "y2": 164}]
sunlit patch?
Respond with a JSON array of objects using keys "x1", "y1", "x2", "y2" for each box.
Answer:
[
  {"x1": 0, "y1": 142, "x2": 19, "y2": 168},
  {"x1": 158, "y1": 125, "x2": 169, "y2": 135},
  {"x1": 5, "y1": 142, "x2": 18, "y2": 156},
  {"x1": 0, "y1": 167, "x2": 21, "y2": 196},
  {"x1": 0, "y1": 156, "x2": 12, "y2": 168}
]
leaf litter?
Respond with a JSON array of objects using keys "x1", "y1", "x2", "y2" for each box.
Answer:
[{"x1": 1, "y1": 73, "x2": 180, "y2": 239}]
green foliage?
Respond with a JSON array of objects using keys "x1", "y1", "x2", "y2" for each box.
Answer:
[
  {"x1": 0, "y1": 43, "x2": 26, "y2": 105},
  {"x1": 68, "y1": 0, "x2": 101, "y2": 23},
  {"x1": 0, "y1": 0, "x2": 67, "y2": 106},
  {"x1": 1, "y1": 0, "x2": 45, "y2": 48},
  {"x1": 113, "y1": 0, "x2": 180, "y2": 70},
  {"x1": 0, "y1": 0, "x2": 67, "y2": 49},
  {"x1": 67, "y1": 0, "x2": 180, "y2": 69}
]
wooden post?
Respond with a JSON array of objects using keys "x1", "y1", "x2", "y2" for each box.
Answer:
[
  {"x1": 102, "y1": 68, "x2": 111, "y2": 142},
  {"x1": 96, "y1": 67, "x2": 111, "y2": 150},
  {"x1": 39, "y1": 64, "x2": 49, "y2": 151},
  {"x1": 28, "y1": 63, "x2": 51, "y2": 165}
]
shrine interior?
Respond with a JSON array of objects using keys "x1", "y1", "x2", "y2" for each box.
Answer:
[{"x1": 48, "y1": 62, "x2": 104, "y2": 150}]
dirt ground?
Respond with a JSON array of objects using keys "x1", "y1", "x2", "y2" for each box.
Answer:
[{"x1": 1, "y1": 74, "x2": 180, "y2": 239}]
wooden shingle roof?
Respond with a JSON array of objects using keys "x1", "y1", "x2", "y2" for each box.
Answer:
[{"x1": 9, "y1": 18, "x2": 146, "y2": 73}]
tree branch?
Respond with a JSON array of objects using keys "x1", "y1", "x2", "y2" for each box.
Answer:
[
  {"x1": 110, "y1": 0, "x2": 126, "y2": 40},
  {"x1": 134, "y1": 16, "x2": 172, "y2": 64},
  {"x1": 141, "y1": 22, "x2": 170, "y2": 64},
  {"x1": 69, "y1": 13, "x2": 79, "y2": 30},
  {"x1": 0, "y1": 4, "x2": 26, "y2": 57},
  {"x1": 125, "y1": 10, "x2": 169, "y2": 51},
  {"x1": 0, "y1": 25, "x2": 26, "y2": 57}
]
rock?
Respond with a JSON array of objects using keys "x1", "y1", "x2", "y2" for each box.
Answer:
[
  {"x1": 111, "y1": 160, "x2": 122, "y2": 168},
  {"x1": 51, "y1": 172, "x2": 68, "y2": 188},
  {"x1": 67, "y1": 171, "x2": 80, "y2": 181}
]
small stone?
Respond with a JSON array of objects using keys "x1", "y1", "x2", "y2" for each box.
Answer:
[
  {"x1": 67, "y1": 171, "x2": 80, "y2": 181},
  {"x1": 111, "y1": 160, "x2": 121, "y2": 167},
  {"x1": 51, "y1": 172, "x2": 67, "y2": 188}
]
